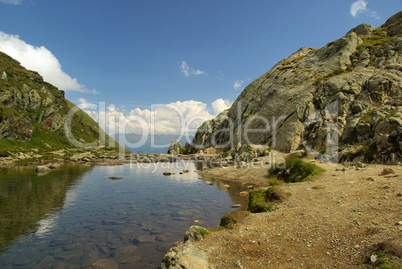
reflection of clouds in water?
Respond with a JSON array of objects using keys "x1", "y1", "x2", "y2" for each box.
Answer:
[
  {"x1": 35, "y1": 214, "x2": 58, "y2": 238},
  {"x1": 125, "y1": 161, "x2": 200, "y2": 182}
]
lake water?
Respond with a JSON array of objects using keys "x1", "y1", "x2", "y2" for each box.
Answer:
[{"x1": 0, "y1": 161, "x2": 248, "y2": 268}]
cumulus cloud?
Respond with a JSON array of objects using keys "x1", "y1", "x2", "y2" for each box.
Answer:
[
  {"x1": 0, "y1": 31, "x2": 98, "y2": 93},
  {"x1": 350, "y1": 0, "x2": 380, "y2": 19},
  {"x1": 0, "y1": 0, "x2": 22, "y2": 4},
  {"x1": 80, "y1": 99, "x2": 232, "y2": 136},
  {"x1": 180, "y1": 61, "x2": 207, "y2": 77},
  {"x1": 233, "y1": 80, "x2": 244, "y2": 91},
  {"x1": 211, "y1": 98, "x2": 232, "y2": 115}
]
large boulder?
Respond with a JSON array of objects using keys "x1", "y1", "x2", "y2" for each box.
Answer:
[{"x1": 167, "y1": 140, "x2": 181, "y2": 155}]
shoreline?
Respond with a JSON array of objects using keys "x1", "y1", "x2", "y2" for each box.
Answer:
[{"x1": 160, "y1": 156, "x2": 402, "y2": 268}]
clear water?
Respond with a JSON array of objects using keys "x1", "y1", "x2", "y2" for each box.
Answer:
[{"x1": 0, "y1": 161, "x2": 248, "y2": 268}]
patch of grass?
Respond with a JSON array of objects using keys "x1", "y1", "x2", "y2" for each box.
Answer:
[
  {"x1": 268, "y1": 177, "x2": 282, "y2": 186},
  {"x1": 220, "y1": 211, "x2": 250, "y2": 228},
  {"x1": 247, "y1": 186, "x2": 285, "y2": 213},
  {"x1": 269, "y1": 157, "x2": 325, "y2": 183},
  {"x1": 357, "y1": 34, "x2": 392, "y2": 50},
  {"x1": 368, "y1": 250, "x2": 402, "y2": 269},
  {"x1": 314, "y1": 68, "x2": 347, "y2": 85},
  {"x1": 248, "y1": 187, "x2": 273, "y2": 213}
]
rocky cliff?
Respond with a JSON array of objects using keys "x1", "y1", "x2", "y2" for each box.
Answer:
[
  {"x1": 0, "y1": 51, "x2": 119, "y2": 155},
  {"x1": 192, "y1": 11, "x2": 402, "y2": 164}
]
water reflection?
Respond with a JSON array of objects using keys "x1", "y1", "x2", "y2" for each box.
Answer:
[
  {"x1": 0, "y1": 164, "x2": 93, "y2": 252},
  {"x1": 0, "y1": 162, "x2": 248, "y2": 268}
]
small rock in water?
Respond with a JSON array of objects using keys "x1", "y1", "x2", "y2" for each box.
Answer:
[
  {"x1": 182, "y1": 169, "x2": 189, "y2": 173},
  {"x1": 193, "y1": 220, "x2": 200, "y2": 224},
  {"x1": 223, "y1": 184, "x2": 230, "y2": 188},
  {"x1": 163, "y1": 172, "x2": 172, "y2": 176},
  {"x1": 240, "y1": 191, "x2": 249, "y2": 196},
  {"x1": 232, "y1": 204, "x2": 241, "y2": 208},
  {"x1": 90, "y1": 258, "x2": 118, "y2": 269},
  {"x1": 205, "y1": 181, "x2": 213, "y2": 185},
  {"x1": 247, "y1": 185, "x2": 254, "y2": 189},
  {"x1": 179, "y1": 172, "x2": 183, "y2": 174},
  {"x1": 108, "y1": 176, "x2": 123, "y2": 180}
]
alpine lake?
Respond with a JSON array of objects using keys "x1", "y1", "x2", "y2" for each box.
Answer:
[{"x1": 0, "y1": 161, "x2": 248, "y2": 268}]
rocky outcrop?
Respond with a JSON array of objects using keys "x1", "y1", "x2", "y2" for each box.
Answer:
[
  {"x1": 160, "y1": 226, "x2": 209, "y2": 269},
  {"x1": 0, "y1": 51, "x2": 119, "y2": 154},
  {"x1": 191, "y1": 11, "x2": 402, "y2": 164},
  {"x1": 167, "y1": 140, "x2": 181, "y2": 155}
]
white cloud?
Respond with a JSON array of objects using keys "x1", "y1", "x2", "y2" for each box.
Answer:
[
  {"x1": 180, "y1": 61, "x2": 207, "y2": 77},
  {"x1": 211, "y1": 98, "x2": 232, "y2": 115},
  {"x1": 233, "y1": 80, "x2": 244, "y2": 91},
  {"x1": 0, "y1": 31, "x2": 98, "y2": 93},
  {"x1": 350, "y1": 0, "x2": 380, "y2": 19},
  {"x1": 81, "y1": 99, "x2": 231, "y2": 136},
  {"x1": 0, "y1": 0, "x2": 22, "y2": 4}
]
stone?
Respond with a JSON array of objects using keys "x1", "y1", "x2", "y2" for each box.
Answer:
[
  {"x1": 205, "y1": 181, "x2": 213, "y2": 185},
  {"x1": 365, "y1": 177, "x2": 375, "y2": 181},
  {"x1": 232, "y1": 204, "x2": 241, "y2": 208},
  {"x1": 134, "y1": 234, "x2": 155, "y2": 244},
  {"x1": 240, "y1": 191, "x2": 249, "y2": 196},
  {"x1": 90, "y1": 258, "x2": 118, "y2": 269},
  {"x1": 379, "y1": 168, "x2": 395, "y2": 176},
  {"x1": 223, "y1": 184, "x2": 230, "y2": 188},
  {"x1": 163, "y1": 172, "x2": 172, "y2": 176},
  {"x1": 167, "y1": 140, "x2": 181, "y2": 155},
  {"x1": 160, "y1": 242, "x2": 208, "y2": 269},
  {"x1": 290, "y1": 150, "x2": 306, "y2": 158},
  {"x1": 184, "y1": 226, "x2": 208, "y2": 242},
  {"x1": 108, "y1": 176, "x2": 123, "y2": 180}
]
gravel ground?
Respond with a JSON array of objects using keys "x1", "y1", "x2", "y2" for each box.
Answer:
[{"x1": 194, "y1": 159, "x2": 402, "y2": 269}]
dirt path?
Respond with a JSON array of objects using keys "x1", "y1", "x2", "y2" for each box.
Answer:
[{"x1": 193, "y1": 160, "x2": 402, "y2": 268}]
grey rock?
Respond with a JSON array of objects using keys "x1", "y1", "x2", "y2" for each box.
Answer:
[
  {"x1": 191, "y1": 11, "x2": 402, "y2": 164},
  {"x1": 167, "y1": 140, "x2": 181, "y2": 155}
]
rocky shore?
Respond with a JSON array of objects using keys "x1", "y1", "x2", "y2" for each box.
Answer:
[{"x1": 159, "y1": 154, "x2": 402, "y2": 269}]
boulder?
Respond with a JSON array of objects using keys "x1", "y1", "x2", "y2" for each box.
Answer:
[{"x1": 167, "y1": 140, "x2": 181, "y2": 155}]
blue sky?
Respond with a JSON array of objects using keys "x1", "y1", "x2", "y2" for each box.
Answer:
[{"x1": 0, "y1": 0, "x2": 401, "y2": 135}]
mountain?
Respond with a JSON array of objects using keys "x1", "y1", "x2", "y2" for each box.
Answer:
[
  {"x1": 192, "y1": 11, "x2": 402, "y2": 164},
  {"x1": 121, "y1": 133, "x2": 193, "y2": 154},
  {"x1": 0, "y1": 51, "x2": 123, "y2": 156}
]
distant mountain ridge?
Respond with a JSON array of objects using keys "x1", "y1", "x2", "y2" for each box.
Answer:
[
  {"x1": 192, "y1": 11, "x2": 402, "y2": 164},
  {"x1": 0, "y1": 51, "x2": 121, "y2": 155}
]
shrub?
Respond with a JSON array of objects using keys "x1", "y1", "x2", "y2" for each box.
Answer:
[
  {"x1": 248, "y1": 188, "x2": 273, "y2": 213},
  {"x1": 220, "y1": 211, "x2": 250, "y2": 228},
  {"x1": 269, "y1": 156, "x2": 325, "y2": 183}
]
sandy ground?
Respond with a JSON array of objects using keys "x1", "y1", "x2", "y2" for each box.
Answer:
[{"x1": 193, "y1": 158, "x2": 402, "y2": 268}]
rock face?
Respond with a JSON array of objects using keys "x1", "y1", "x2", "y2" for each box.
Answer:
[
  {"x1": 191, "y1": 11, "x2": 402, "y2": 164},
  {"x1": 0, "y1": 51, "x2": 116, "y2": 152},
  {"x1": 167, "y1": 140, "x2": 181, "y2": 155}
]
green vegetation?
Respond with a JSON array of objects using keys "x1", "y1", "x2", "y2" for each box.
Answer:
[
  {"x1": 248, "y1": 187, "x2": 273, "y2": 213},
  {"x1": 368, "y1": 250, "x2": 402, "y2": 269},
  {"x1": 341, "y1": 142, "x2": 377, "y2": 162},
  {"x1": 314, "y1": 67, "x2": 348, "y2": 84},
  {"x1": 247, "y1": 186, "x2": 285, "y2": 213},
  {"x1": 220, "y1": 211, "x2": 250, "y2": 228},
  {"x1": 357, "y1": 34, "x2": 392, "y2": 50},
  {"x1": 269, "y1": 156, "x2": 325, "y2": 183}
]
